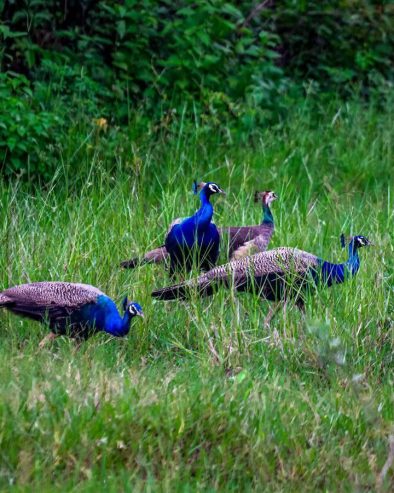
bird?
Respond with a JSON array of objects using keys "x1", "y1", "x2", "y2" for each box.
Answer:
[
  {"x1": 152, "y1": 235, "x2": 372, "y2": 324},
  {"x1": 219, "y1": 190, "x2": 278, "y2": 260},
  {"x1": 120, "y1": 189, "x2": 277, "y2": 268},
  {"x1": 120, "y1": 180, "x2": 204, "y2": 269},
  {"x1": 0, "y1": 282, "x2": 144, "y2": 346},
  {"x1": 165, "y1": 181, "x2": 225, "y2": 276}
]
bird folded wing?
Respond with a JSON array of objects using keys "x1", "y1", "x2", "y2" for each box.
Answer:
[
  {"x1": 203, "y1": 248, "x2": 319, "y2": 283},
  {"x1": 167, "y1": 217, "x2": 183, "y2": 234},
  {"x1": 144, "y1": 246, "x2": 169, "y2": 263},
  {"x1": 4, "y1": 302, "x2": 74, "y2": 326},
  {"x1": 231, "y1": 238, "x2": 262, "y2": 260},
  {"x1": 231, "y1": 230, "x2": 274, "y2": 260},
  {"x1": 0, "y1": 282, "x2": 104, "y2": 308}
]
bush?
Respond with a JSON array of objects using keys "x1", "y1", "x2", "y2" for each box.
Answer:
[
  {"x1": 0, "y1": 72, "x2": 66, "y2": 179},
  {"x1": 1, "y1": 1, "x2": 392, "y2": 108}
]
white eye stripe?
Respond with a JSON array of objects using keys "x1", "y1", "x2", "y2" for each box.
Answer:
[
  {"x1": 129, "y1": 305, "x2": 137, "y2": 314},
  {"x1": 209, "y1": 184, "x2": 218, "y2": 193},
  {"x1": 356, "y1": 237, "x2": 369, "y2": 246},
  {"x1": 265, "y1": 192, "x2": 276, "y2": 203}
]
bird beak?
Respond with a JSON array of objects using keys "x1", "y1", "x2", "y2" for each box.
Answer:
[
  {"x1": 138, "y1": 310, "x2": 145, "y2": 318},
  {"x1": 218, "y1": 188, "x2": 226, "y2": 195}
]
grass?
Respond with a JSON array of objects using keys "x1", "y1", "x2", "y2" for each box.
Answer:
[{"x1": 0, "y1": 99, "x2": 393, "y2": 491}]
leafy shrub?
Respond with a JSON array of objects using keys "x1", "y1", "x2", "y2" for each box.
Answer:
[
  {"x1": 1, "y1": 0, "x2": 392, "y2": 106},
  {"x1": 267, "y1": 0, "x2": 394, "y2": 93},
  {"x1": 0, "y1": 72, "x2": 66, "y2": 179}
]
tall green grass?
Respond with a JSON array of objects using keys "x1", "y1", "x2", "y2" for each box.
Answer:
[{"x1": 0, "y1": 100, "x2": 393, "y2": 491}]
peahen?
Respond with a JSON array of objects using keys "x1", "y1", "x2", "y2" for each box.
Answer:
[
  {"x1": 152, "y1": 235, "x2": 372, "y2": 323},
  {"x1": 121, "y1": 188, "x2": 277, "y2": 268},
  {"x1": 165, "y1": 181, "x2": 225, "y2": 276},
  {"x1": 219, "y1": 190, "x2": 278, "y2": 260},
  {"x1": 0, "y1": 282, "x2": 144, "y2": 346}
]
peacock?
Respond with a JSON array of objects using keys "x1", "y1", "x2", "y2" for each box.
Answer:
[
  {"x1": 152, "y1": 235, "x2": 372, "y2": 323},
  {"x1": 165, "y1": 181, "x2": 225, "y2": 276},
  {"x1": 121, "y1": 188, "x2": 277, "y2": 268},
  {"x1": 0, "y1": 282, "x2": 144, "y2": 346},
  {"x1": 120, "y1": 180, "x2": 204, "y2": 269}
]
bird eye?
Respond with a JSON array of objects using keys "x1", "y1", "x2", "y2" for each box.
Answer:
[
  {"x1": 129, "y1": 305, "x2": 137, "y2": 315},
  {"x1": 209, "y1": 184, "x2": 219, "y2": 193}
]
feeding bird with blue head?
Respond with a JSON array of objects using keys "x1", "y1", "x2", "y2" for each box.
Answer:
[
  {"x1": 0, "y1": 282, "x2": 144, "y2": 347},
  {"x1": 317, "y1": 234, "x2": 373, "y2": 286},
  {"x1": 152, "y1": 234, "x2": 372, "y2": 325},
  {"x1": 165, "y1": 180, "x2": 225, "y2": 276}
]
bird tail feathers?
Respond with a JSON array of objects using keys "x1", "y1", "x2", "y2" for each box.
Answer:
[
  {"x1": 152, "y1": 277, "x2": 215, "y2": 301},
  {"x1": 120, "y1": 246, "x2": 168, "y2": 269},
  {"x1": 151, "y1": 283, "x2": 188, "y2": 300},
  {"x1": 120, "y1": 257, "x2": 140, "y2": 269}
]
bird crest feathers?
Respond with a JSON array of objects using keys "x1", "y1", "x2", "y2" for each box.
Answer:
[
  {"x1": 122, "y1": 296, "x2": 129, "y2": 311},
  {"x1": 340, "y1": 234, "x2": 354, "y2": 248},
  {"x1": 192, "y1": 180, "x2": 206, "y2": 195}
]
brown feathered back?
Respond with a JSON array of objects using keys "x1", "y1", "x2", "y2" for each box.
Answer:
[
  {"x1": 0, "y1": 282, "x2": 104, "y2": 308},
  {"x1": 152, "y1": 247, "x2": 319, "y2": 300}
]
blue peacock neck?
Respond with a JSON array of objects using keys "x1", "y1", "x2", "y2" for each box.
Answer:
[
  {"x1": 262, "y1": 203, "x2": 274, "y2": 225},
  {"x1": 193, "y1": 189, "x2": 213, "y2": 230},
  {"x1": 345, "y1": 240, "x2": 360, "y2": 276},
  {"x1": 104, "y1": 310, "x2": 134, "y2": 337},
  {"x1": 319, "y1": 240, "x2": 360, "y2": 286}
]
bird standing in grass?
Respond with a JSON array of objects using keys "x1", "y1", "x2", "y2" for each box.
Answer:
[
  {"x1": 165, "y1": 181, "x2": 225, "y2": 276},
  {"x1": 152, "y1": 235, "x2": 372, "y2": 325},
  {"x1": 120, "y1": 181, "x2": 199, "y2": 269},
  {"x1": 121, "y1": 188, "x2": 277, "y2": 268},
  {"x1": 0, "y1": 282, "x2": 144, "y2": 346},
  {"x1": 219, "y1": 190, "x2": 278, "y2": 260}
]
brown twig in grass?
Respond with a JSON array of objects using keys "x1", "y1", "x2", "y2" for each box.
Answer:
[
  {"x1": 377, "y1": 434, "x2": 394, "y2": 491},
  {"x1": 208, "y1": 337, "x2": 221, "y2": 366}
]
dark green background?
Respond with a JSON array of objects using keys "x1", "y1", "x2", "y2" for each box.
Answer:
[{"x1": 1, "y1": 1, "x2": 393, "y2": 179}]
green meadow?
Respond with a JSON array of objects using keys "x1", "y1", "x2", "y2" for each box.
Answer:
[{"x1": 0, "y1": 101, "x2": 393, "y2": 491}]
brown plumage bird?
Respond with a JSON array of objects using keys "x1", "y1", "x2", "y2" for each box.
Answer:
[{"x1": 219, "y1": 190, "x2": 277, "y2": 260}]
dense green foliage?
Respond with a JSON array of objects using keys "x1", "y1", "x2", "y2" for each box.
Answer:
[
  {"x1": 0, "y1": 102, "x2": 393, "y2": 491},
  {"x1": 1, "y1": 1, "x2": 393, "y2": 178}
]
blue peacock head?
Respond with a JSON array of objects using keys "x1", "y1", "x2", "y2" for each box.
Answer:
[
  {"x1": 341, "y1": 234, "x2": 373, "y2": 250},
  {"x1": 122, "y1": 298, "x2": 144, "y2": 318},
  {"x1": 193, "y1": 180, "x2": 225, "y2": 197},
  {"x1": 254, "y1": 190, "x2": 278, "y2": 206}
]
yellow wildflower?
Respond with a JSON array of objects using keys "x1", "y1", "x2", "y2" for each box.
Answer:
[{"x1": 93, "y1": 118, "x2": 108, "y2": 131}]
